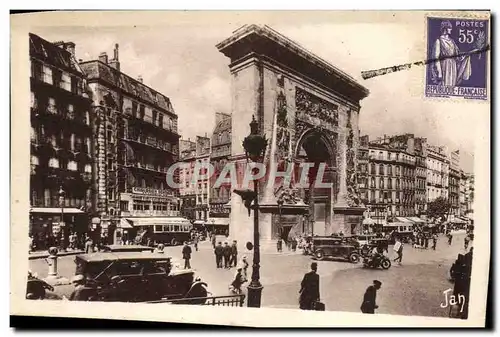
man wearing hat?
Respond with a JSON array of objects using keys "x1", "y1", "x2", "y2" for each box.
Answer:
[
  {"x1": 361, "y1": 280, "x2": 382, "y2": 314},
  {"x1": 299, "y1": 262, "x2": 320, "y2": 310},
  {"x1": 69, "y1": 275, "x2": 92, "y2": 301}
]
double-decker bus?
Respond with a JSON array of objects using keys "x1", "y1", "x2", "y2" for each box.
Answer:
[{"x1": 134, "y1": 218, "x2": 192, "y2": 246}]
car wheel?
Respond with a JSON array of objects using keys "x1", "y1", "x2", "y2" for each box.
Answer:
[
  {"x1": 381, "y1": 259, "x2": 391, "y2": 270},
  {"x1": 171, "y1": 238, "x2": 178, "y2": 246},
  {"x1": 349, "y1": 252, "x2": 360, "y2": 264},
  {"x1": 315, "y1": 250, "x2": 325, "y2": 260}
]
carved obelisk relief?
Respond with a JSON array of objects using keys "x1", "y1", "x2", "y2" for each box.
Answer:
[{"x1": 335, "y1": 106, "x2": 349, "y2": 208}]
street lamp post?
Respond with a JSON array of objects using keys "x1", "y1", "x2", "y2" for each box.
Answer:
[
  {"x1": 234, "y1": 115, "x2": 268, "y2": 308},
  {"x1": 58, "y1": 186, "x2": 66, "y2": 252}
]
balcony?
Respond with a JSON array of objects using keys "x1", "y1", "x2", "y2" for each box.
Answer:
[
  {"x1": 128, "y1": 113, "x2": 179, "y2": 137},
  {"x1": 122, "y1": 209, "x2": 180, "y2": 217},
  {"x1": 122, "y1": 134, "x2": 178, "y2": 155},
  {"x1": 124, "y1": 161, "x2": 168, "y2": 175}
]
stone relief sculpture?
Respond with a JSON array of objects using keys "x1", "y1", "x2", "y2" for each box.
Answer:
[
  {"x1": 275, "y1": 186, "x2": 304, "y2": 205},
  {"x1": 345, "y1": 109, "x2": 362, "y2": 207},
  {"x1": 276, "y1": 91, "x2": 291, "y2": 162},
  {"x1": 295, "y1": 87, "x2": 339, "y2": 126}
]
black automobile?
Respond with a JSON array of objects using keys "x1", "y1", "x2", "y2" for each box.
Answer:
[
  {"x1": 73, "y1": 252, "x2": 209, "y2": 303},
  {"x1": 311, "y1": 236, "x2": 361, "y2": 263}
]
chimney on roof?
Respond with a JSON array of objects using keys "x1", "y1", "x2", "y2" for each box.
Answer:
[
  {"x1": 109, "y1": 43, "x2": 120, "y2": 72},
  {"x1": 99, "y1": 52, "x2": 108, "y2": 64},
  {"x1": 137, "y1": 75, "x2": 143, "y2": 83},
  {"x1": 64, "y1": 42, "x2": 75, "y2": 56}
]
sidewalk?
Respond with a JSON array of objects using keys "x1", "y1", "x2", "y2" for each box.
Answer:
[{"x1": 28, "y1": 249, "x2": 84, "y2": 260}]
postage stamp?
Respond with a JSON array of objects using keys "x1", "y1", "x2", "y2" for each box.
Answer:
[{"x1": 425, "y1": 17, "x2": 489, "y2": 100}]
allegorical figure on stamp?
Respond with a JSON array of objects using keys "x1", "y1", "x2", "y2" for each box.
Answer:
[{"x1": 432, "y1": 20, "x2": 472, "y2": 86}]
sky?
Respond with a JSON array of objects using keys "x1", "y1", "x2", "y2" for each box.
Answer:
[{"x1": 30, "y1": 14, "x2": 483, "y2": 173}]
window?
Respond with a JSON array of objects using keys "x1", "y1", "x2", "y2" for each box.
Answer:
[
  {"x1": 31, "y1": 155, "x2": 39, "y2": 166},
  {"x1": 48, "y1": 97, "x2": 57, "y2": 114},
  {"x1": 139, "y1": 105, "x2": 145, "y2": 119},
  {"x1": 67, "y1": 161, "x2": 78, "y2": 171},
  {"x1": 153, "y1": 110, "x2": 158, "y2": 125},
  {"x1": 120, "y1": 201, "x2": 129, "y2": 211},
  {"x1": 48, "y1": 158, "x2": 59, "y2": 168},
  {"x1": 388, "y1": 165, "x2": 392, "y2": 176},
  {"x1": 370, "y1": 163, "x2": 375, "y2": 174},
  {"x1": 60, "y1": 72, "x2": 71, "y2": 91},
  {"x1": 84, "y1": 164, "x2": 92, "y2": 173},
  {"x1": 158, "y1": 114, "x2": 164, "y2": 128},
  {"x1": 71, "y1": 77, "x2": 81, "y2": 94},
  {"x1": 378, "y1": 165, "x2": 383, "y2": 175},
  {"x1": 43, "y1": 65, "x2": 53, "y2": 84},
  {"x1": 31, "y1": 60, "x2": 43, "y2": 80},
  {"x1": 380, "y1": 178, "x2": 384, "y2": 189},
  {"x1": 30, "y1": 92, "x2": 36, "y2": 108},
  {"x1": 108, "y1": 159, "x2": 113, "y2": 170},
  {"x1": 132, "y1": 101, "x2": 138, "y2": 117},
  {"x1": 155, "y1": 225, "x2": 163, "y2": 232}
]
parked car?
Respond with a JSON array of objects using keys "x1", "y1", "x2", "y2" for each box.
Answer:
[
  {"x1": 26, "y1": 271, "x2": 54, "y2": 300},
  {"x1": 355, "y1": 234, "x2": 378, "y2": 247},
  {"x1": 311, "y1": 237, "x2": 361, "y2": 263},
  {"x1": 73, "y1": 252, "x2": 209, "y2": 303}
]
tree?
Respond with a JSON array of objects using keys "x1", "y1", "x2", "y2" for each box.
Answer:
[{"x1": 427, "y1": 197, "x2": 451, "y2": 222}]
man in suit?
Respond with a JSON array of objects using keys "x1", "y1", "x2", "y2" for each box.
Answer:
[
  {"x1": 230, "y1": 240, "x2": 238, "y2": 267},
  {"x1": 214, "y1": 242, "x2": 223, "y2": 268},
  {"x1": 360, "y1": 280, "x2": 382, "y2": 314},
  {"x1": 299, "y1": 262, "x2": 320, "y2": 310},
  {"x1": 182, "y1": 241, "x2": 192, "y2": 269},
  {"x1": 222, "y1": 242, "x2": 232, "y2": 269}
]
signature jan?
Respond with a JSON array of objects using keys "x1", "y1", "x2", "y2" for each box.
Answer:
[{"x1": 440, "y1": 288, "x2": 466, "y2": 313}]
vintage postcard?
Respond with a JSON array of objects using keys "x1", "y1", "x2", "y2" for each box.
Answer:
[{"x1": 10, "y1": 10, "x2": 490, "y2": 327}]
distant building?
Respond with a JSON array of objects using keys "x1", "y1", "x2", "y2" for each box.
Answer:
[
  {"x1": 178, "y1": 139, "x2": 197, "y2": 222},
  {"x1": 29, "y1": 33, "x2": 93, "y2": 246},
  {"x1": 80, "y1": 43, "x2": 181, "y2": 244},
  {"x1": 208, "y1": 112, "x2": 231, "y2": 234},
  {"x1": 448, "y1": 150, "x2": 461, "y2": 219},
  {"x1": 460, "y1": 172, "x2": 474, "y2": 217},
  {"x1": 426, "y1": 144, "x2": 450, "y2": 205}
]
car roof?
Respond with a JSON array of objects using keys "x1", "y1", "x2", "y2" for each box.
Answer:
[
  {"x1": 103, "y1": 245, "x2": 154, "y2": 250},
  {"x1": 76, "y1": 252, "x2": 171, "y2": 263}
]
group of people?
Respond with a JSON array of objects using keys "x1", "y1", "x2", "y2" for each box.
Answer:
[
  {"x1": 213, "y1": 241, "x2": 238, "y2": 269},
  {"x1": 299, "y1": 262, "x2": 383, "y2": 314}
]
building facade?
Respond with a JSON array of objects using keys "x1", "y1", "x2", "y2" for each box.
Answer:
[
  {"x1": 460, "y1": 172, "x2": 474, "y2": 217},
  {"x1": 426, "y1": 145, "x2": 450, "y2": 204},
  {"x1": 357, "y1": 135, "x2": 369, "y2": 206},
  {"x1": 29, "y1": 33, "x2": 94, "y2": 248},
  {"x1": 80, "y1": 44, "x2": 180, "y2": 244},
  {"x1": 209, "y1": 112, "x2": 232, "y2": 234},
  {"x1": 178, "y1": 139, "x2": 197, "y2": 222},
  {"x1": 449, "y1": 150, "x2": 461, "y2": 219}
]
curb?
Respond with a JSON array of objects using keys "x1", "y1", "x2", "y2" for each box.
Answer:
[{"x1": 28, "y1": 251, "x2": 84, "y2": 260}]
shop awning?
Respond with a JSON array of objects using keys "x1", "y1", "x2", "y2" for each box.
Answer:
[
  {"x1": 362, "y1": 218, "x2": 375, "y2": 225},
  {"x1": 30, "y1": 207, "x2": 85, "y2": 214},
  {"x1": 119, "y1": 218, "x2": 134, "y2": 229},
  {"x1": 407, "y1": 217, "x2": 426, "y2": 224},
  {"x1": 451, "y1": 218, "x2": 467, "y2": 224},
  {"x1": 193, "y1": 220, "x2": 206, "y2": 225},
  {"x1": 207, "y1": 217, "x2": 230, "y2": 226},
  {"x1": 395, "y1": 217, "x2": 414, "y2": 223},
  {"x1": 126, "y1": 217, "x2": 191, "y2": 227}
]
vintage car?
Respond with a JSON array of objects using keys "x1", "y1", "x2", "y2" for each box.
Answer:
[
  {"x1": 311, "y1": 236, "x2": 361, "y2": 263},
  {"x1": 73, "y1": 252, "x2": 209, "y2": 303},
  {"x1": 100, "y1": 244, "x2": 155, "y2": 253}
]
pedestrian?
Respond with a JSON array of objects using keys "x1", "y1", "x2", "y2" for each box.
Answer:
[
  {"x1": 432, "y1": 234, "x2": 438, "y2": 250},
  {"x1": 214, "y1": 242, "x2": 223, "y2": 268},
  {"x1": 230, "y1": 267, "x2": 246, "y2": 294},
  {"x1": 223, "y1": 242, "x2": 231, "y2": 269},
  {"x1": 464, "y1": 235, "x2": 470, "y2": 250},
  {"x1": 182, "y1": 241, "x2": 192, "y2": 269},
  {"x1": 299, "y1": 262, "x2": 320, "y2": 310},
  {"x1": 230, "y1": 240, "x2": 238, "y2": 267},
  {"x1": 84, "y1": 237, "x2": 93, "y2": 254},
  {"x1": 239, "y1": 255, "x2": 249, "y2": 282},
  {"x1": 291, "y1": 238, "x2": 297, "y2": 252},
  {"x1": 393, "y1": 238, "x2": 403, "y2": 265},
  {"x1": 277, "y1": 238, "x2": 283, "y2": 252},
  {"x1": 424, "y1": 235, "x2": 429, "y2": 249},
  {"x1": 193, "y1": 233, "x2": 199, "y2": 252},
  {"x1": 447, "y1": 232, "x2": 453, "y2": 245},
  {"x1": 360, "y1": 280, "x2": 382, "y2": 314},
  {"x1": 68, "y1": 275, "x2": 92, "y2": 301},
  {"x1": 211, "y1": 234, "x2": 216, "y2": 249},
  {"x1": 29, "y1": 235, "x2": 33, "y2": 253}
]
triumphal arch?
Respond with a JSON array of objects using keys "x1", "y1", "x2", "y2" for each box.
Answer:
[{"x1": 217, "y1": 25, "x2": 369, "y2": 249}]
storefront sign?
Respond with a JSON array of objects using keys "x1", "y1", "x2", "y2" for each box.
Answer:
[{"x1": 132, "y1": 187, "x2": 173, "y2": 197}]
